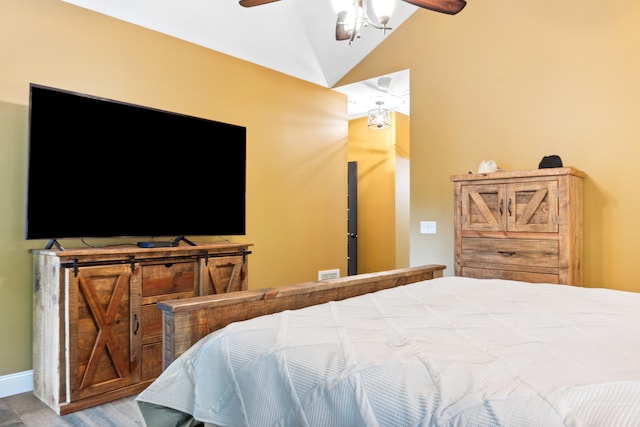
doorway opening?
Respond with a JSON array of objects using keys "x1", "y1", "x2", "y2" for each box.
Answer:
[{"x1": 334, "y1": 69, "x2": 411, "y2": 274}]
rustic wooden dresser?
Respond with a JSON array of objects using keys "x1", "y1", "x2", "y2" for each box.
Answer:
[{"x1": 451, "y1": 167, "x2": 584, "y2": 285}]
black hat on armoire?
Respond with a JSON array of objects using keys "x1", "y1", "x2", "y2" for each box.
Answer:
[{"x1": 538, "y1": 155, "x2": 563, "y2": 169}]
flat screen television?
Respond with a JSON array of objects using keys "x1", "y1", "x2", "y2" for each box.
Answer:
[{"x1": 26, "y1": 83, "x2": 246, "y2": 246}]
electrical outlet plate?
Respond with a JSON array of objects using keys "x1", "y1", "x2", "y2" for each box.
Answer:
[{"x1": 420, "y1": 221, "x2": 437, "y2": 234}]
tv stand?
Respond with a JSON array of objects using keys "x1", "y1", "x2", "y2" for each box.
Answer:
[
  {"x1": 32, "y1": 242, "x2": 252, "y2": 414},
  {"x1": 137, "y1": 236, "x2": 197, "y2": 248}
]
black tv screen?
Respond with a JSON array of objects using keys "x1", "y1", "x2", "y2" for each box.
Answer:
[{"x1": 26, "y1": 83, "x2": 246, "y2": 241}]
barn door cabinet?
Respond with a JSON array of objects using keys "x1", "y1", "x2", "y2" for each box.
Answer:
[
  {"x1": 32, "y1": 242, "x2": 251, "y2": 415},
  {"x1": 451, "y1": 168, "x2": 584, "y2": 285}
]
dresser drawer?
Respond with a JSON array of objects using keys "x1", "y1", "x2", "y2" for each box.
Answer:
[
  {"x1": 141, "y1": 261, "x2": 198, "y2": 300},
  {"x1": 461, "y1": 267, "x2": 559, "y2": 284},
  {"x1": 141, "y1": 303, "x2": 163, "y2": 344},
  {"x1": 140, "y1": 261, "x2": 199, "y2": 345},
  {"x1": 141, "y1": 342, "x2": 163, "y2": 381},
  {"x1": 461, "y1": 238, "x2": 558, "y2": 271}
]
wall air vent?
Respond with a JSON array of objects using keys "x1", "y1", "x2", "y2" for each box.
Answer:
[{"x1": 318, "y1": 269, "x2": 340, "y2": 281}]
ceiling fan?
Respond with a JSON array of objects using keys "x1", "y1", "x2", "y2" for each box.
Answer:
[{"x1": 239, "y1": 0, "x2": 466, "y2": 44}]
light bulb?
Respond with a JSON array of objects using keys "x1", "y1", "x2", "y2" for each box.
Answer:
[{"x1": 371, "y1": 0, "x2": 394, "y2": 27}]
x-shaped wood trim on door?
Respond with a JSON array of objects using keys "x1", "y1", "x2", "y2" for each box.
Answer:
[{"x1": 78, "y1": 274, "x2": 131, "y2": 390}]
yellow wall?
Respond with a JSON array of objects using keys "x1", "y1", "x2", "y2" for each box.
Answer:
[
  {"x1": 0, "y1": 0, "x2": 348, "y2": 376},
  {"x1": 3, "y1": 0, "x2": 640, "y2": 380},
  {"x1": 339, "y1": 0, "x2": 640, "y2": 293},
  {"x1": 347, "y1": 112, "x2": 410, "y2": 273}
]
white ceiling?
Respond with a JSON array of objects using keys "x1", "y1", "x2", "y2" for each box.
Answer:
[
  {"x1": 63, "y1": 0, "x2": 415, "y2": 118},
  {"x1": 333, "y1": 69, "x2": 410, "y2": 119}
]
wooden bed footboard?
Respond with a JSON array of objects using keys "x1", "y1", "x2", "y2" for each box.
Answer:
[{"x1": 158, "y1": 264, "x2": 445, "y2": 368}]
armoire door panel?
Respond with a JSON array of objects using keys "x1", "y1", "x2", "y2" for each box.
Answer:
[
  {"x1": 508, "y1": 181, "x2": 558, "y2": 232},
  {"x1": 461, "y1": 184, "x2": 506, "y2": 232}
]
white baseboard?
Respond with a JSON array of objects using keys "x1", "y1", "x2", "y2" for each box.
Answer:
[{"x1": 0, "y1": 370, "x2": 33, "y2": 398}]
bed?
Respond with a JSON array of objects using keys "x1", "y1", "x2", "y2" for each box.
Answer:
[{"x1": 136, "y1": 266, "x2": 640, "y2": 426}]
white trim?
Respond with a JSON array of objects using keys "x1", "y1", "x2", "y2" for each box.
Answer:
[
  {"x1": 65, "y1": 268, "x2": 70, "y2": 403},
  {"x1": 0, "y1": 370, "x2": 34, "y2": 398}
]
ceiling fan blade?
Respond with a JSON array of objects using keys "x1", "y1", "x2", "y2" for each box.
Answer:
[
  {"x1": 239, "y1": 0, "x2": 280, "y2": 7},
  {"x1": 402, "y1": 0, "x2": 466, "y2": 15}
]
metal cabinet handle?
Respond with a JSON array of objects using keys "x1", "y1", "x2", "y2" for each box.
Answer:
[
  {"x1": 133, "y1": 314, "x2": 139, "y2": 335},
  {"x1": 508, "y1": 198, "x2": 513, "y2": 216},
  {"x1": 497, "y1": 251, "x2": 516, "y2": 257}
]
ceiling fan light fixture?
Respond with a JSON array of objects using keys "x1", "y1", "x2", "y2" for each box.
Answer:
[
  {"x1": 333, "y1": 0, "x2": 394, "y2": 43},
  {"x1": 368, "y1": 100, "x2": 391, "y2": 129},
  {"x1": 331, "y1": 0, "x2": 352, "y2": 13},
  {"x1": 243, "y1": 0, "x2": 466, "y2": 45},
  {"x1": 371, "y1": 0, "x2": 395, "y2": 29},
  {"x1": 352, "y1": 4, "x2": 365, "y2": 29}
]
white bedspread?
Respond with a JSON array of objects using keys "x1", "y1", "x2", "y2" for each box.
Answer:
[{"x1": 137, "y1": 277, "x2": 640, "y2": 426}]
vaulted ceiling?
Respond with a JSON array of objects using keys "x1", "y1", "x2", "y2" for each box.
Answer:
[{"x1": 63, "y1": 0, "x2": 417, "y2": 117}]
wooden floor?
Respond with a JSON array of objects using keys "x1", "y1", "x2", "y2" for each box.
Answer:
[{"x1": 0, "y1": 392, "x2": 145, "y2": 426}]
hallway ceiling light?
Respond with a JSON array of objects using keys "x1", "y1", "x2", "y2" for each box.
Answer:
[{"x1": 368, "y1": 100, "x2": 391, "y2": 129}]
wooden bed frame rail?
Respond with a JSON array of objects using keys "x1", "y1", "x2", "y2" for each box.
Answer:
[{"x1": 158, "y1": 264, "x2": 445, "y2": 368}]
